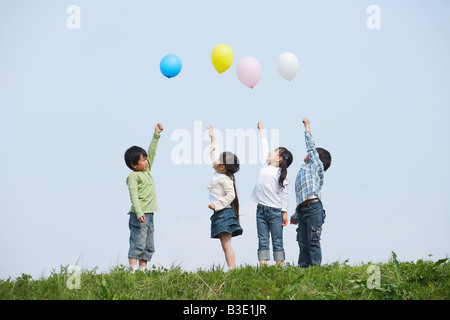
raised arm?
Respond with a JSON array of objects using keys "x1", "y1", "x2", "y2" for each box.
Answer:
[
  {"x1": 147, "y1": 123, "x2": 163, "y2": 171},
  {"x1": 302, "y1": 118, "x2": 321, "y2": 166},
  {"x1": 257, "y1": 121, "x2": 269, "y2": 166},
  {"x1": 208, "y1": 125, "x2": 220, "y2": 162}
]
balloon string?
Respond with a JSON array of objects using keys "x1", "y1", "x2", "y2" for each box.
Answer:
[
  {"x1": 252, "y1": 88, "x2": 258, "y2": 119},
  {"x1": 160, "y1": 78, "x2": 168, "y2": 123},
  {"x1": 290, "y1": 82, "x2": 301, "y2": 111},
  {"x1": 212, "y1": 73, "x2": 220, "y2": 122}
]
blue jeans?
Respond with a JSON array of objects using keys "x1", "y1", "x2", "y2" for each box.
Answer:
[
  {"x1": 256, "y1": 205, "x2": 285, "y2": 261},
  {"x1": 295, "y1": 201, "x2": 324, "y2": 267},
  {"x1": 128, "y1": 212, "x2": 155, "y2": 261}
]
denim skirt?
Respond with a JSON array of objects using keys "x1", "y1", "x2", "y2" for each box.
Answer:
[{"x1": 210, "y1": 207, "x2": 243, "y2": 239}]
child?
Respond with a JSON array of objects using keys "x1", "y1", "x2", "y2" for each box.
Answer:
[
  {"x1": 251, "y1": 121, "x2": 293, "y2": 267},
  {"x1": 290, "y1": 118, "x2": 331, "y2": 268},
  {"x1": 207, "y1": 125, "x2": 243, "y2": 270},
  {"x1": 124, "y1": 123, "x2": 164, "y2": 273}
]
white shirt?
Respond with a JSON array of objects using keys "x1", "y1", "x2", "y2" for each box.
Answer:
[
  {"x1": 208, "y1": 172, "x2": 233, "y2": 210},
  {"x1": 207, "y1": 143, "x2": 235, "y2": 211},
  {"x1": 250, "y1": 137, "x2": 289, "y2": 212}
]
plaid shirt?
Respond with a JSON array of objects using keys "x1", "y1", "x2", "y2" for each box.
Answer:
[{"x1": 294, "y1": 131, "x2": 324, "y2": 206}]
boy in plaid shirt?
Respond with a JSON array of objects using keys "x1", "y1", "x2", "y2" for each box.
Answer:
[{"x1": 290, "y1": 118, "x2": 331, "y2": 267}]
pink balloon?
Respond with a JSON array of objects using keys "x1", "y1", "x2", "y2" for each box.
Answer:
[{"x1": 236, "y1": 57, "x2": 262, "y2": 89}]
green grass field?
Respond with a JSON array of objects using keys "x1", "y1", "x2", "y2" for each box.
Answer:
[{"x1": 1, "y1": 253, "x2": 448, "y2": 300}]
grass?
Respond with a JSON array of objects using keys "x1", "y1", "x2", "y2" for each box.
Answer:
[{"x1": 1, "y1": 252, "x2": 448, "y2": 300}]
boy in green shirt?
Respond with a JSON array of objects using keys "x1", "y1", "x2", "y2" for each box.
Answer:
[{"x1": 124, "y1": 123, "x2": 163, "y2": 272}]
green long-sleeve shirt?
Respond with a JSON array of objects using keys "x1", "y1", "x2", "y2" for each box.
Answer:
[{"x1": 126, "y1": 133, "x2": 161, "y2": 219}]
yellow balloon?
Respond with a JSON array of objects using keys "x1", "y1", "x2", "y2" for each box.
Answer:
[{"x1": 211, "y1": 44, "x2": 234, "y2": 74}]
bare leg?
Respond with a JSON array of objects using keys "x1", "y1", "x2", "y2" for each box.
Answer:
[
  {"x1": 219, "y1": 233, "x2": 235, "y2": 269},
  {"x1": 139, "y1": 259, "x2": 147, "y2": 270},
  {"x1": 129, "y1": 258, "x2": 138, "y2": 272},
  {"x1": 129, "y1": 258, "x2": 148, "y2": 271},
  {"x1": 276, "y1": 260, "x2": 284, "y2": 267}
]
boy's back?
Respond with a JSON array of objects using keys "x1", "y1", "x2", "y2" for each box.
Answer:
[
  {"x1": 295, "y1": 129, "x2": 325, "y2": 207},
  {"x1": 291, "y1": 118, "x2": 331, "y2": 268}
]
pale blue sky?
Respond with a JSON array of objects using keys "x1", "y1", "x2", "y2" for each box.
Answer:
[{"x1": 1, "y1": 0, "x2": 449, "y2": 279}]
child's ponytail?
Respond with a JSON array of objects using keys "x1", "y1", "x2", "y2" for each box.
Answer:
[
  {"x1": 278, "y1": 148, "x2": 293, "y2": 189},
  {"x1": 220, "y1": 152, "x2": 240, "y2": 220},
  {"x1": 227, "y1": 173, "x2": 239, "y2": 221}
]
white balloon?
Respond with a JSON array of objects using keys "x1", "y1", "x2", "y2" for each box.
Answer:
[{"x1": 276, "y1": 52, "x2": 299, "y2": 81}]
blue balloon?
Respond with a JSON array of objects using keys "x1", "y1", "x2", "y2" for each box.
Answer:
[{"x1": 160, "y1": 54, "x2": 182, "y2": 79}]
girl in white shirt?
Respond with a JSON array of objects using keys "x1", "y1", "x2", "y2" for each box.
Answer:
[
  {"x1": 207, "y1": 125, "x2": 243, "y2": 270},
  {"x1": 251, "y1": 122, "x2": 293, "y2": 266}
]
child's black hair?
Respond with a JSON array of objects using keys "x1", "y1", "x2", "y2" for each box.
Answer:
[
  {"x1": 124, "y1": 146, "x2": 147, "y2": 170},
  {"x1": 316, "y1": 147, "x2": 332, "y2": 171},
  {"x1": 277, "y1": 147, "x2": 293, "y2": 189},
  {"x1": 220, "y1": 152, "x2": 240, "y2": 220}
]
